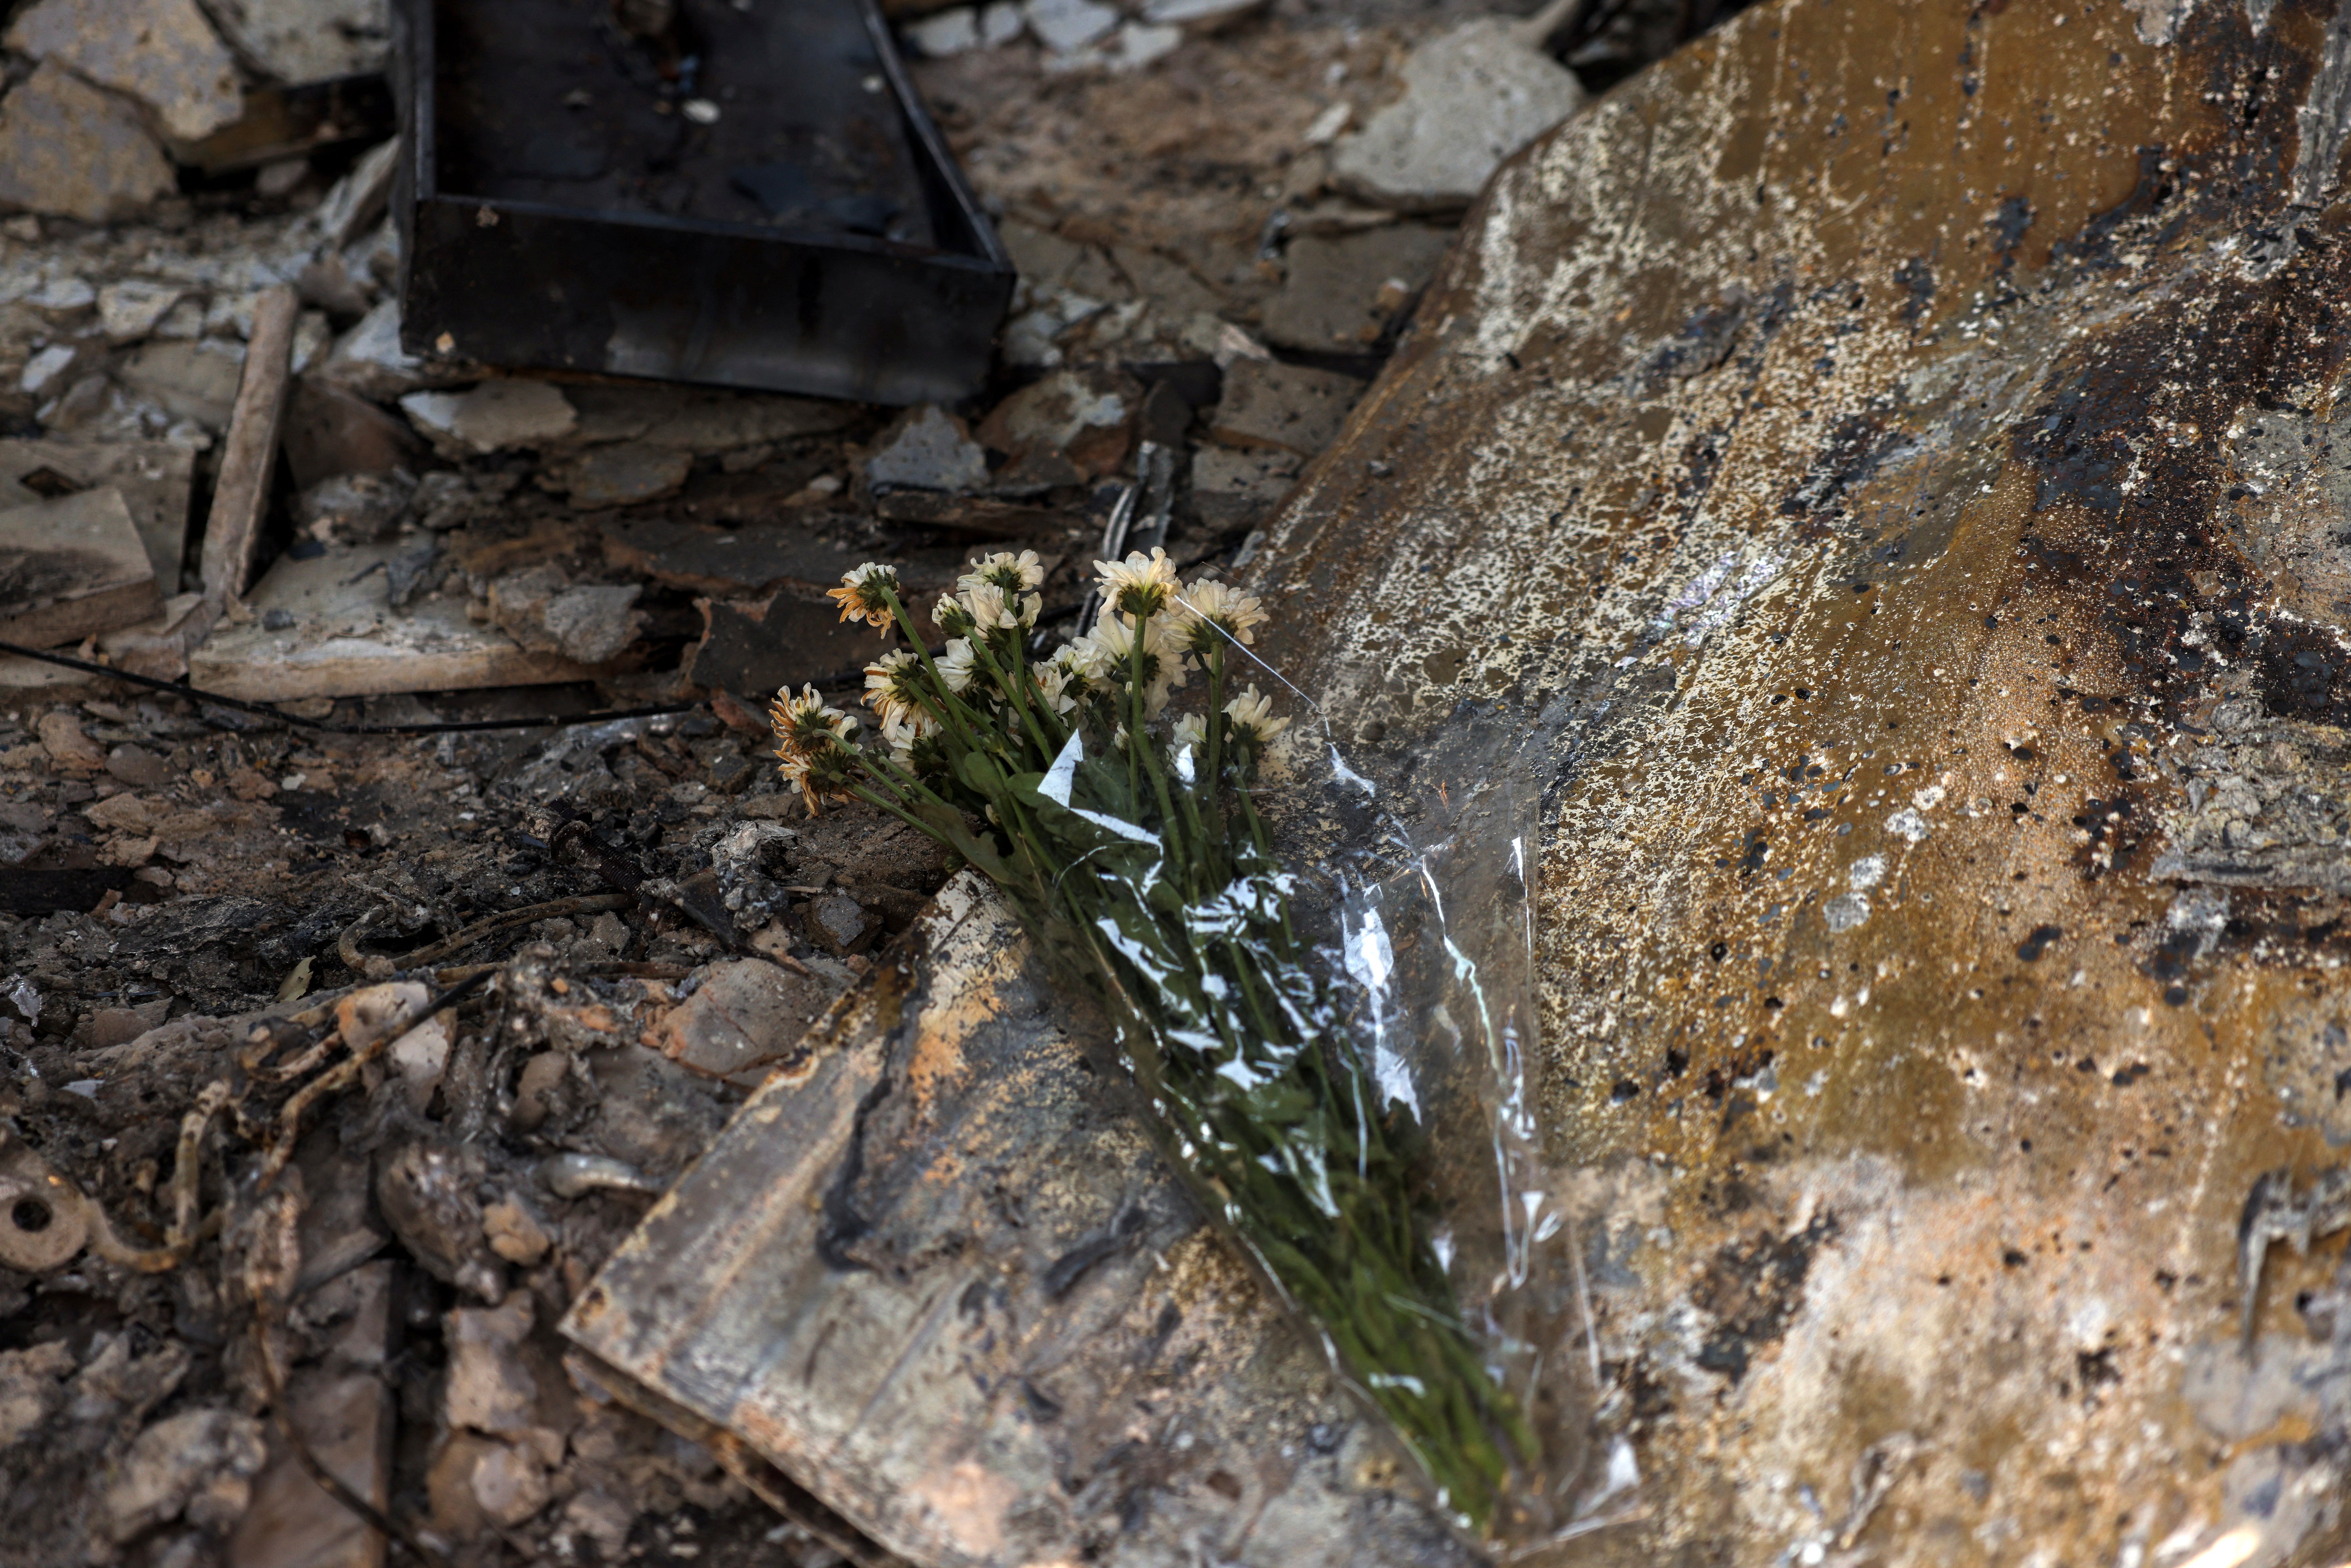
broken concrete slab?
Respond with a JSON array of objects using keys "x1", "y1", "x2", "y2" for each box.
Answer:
[
  {"x1": 566, "y1": 878, "x2": 1474, "y2": 1568},
  {"x1": 487, "y1": 568, "x2": 646, "y2": 665},
  {"x1": 0, "y1": 439, "x2": 197, "y2": 589},
  {"x1": 1190, "y1": 443, "x2": 1300, "y2": 530},
  {"x1": 0, "y1": 61, "x2": 176, "y2": 224},
  {"x1": 200, "y1": 0, "x2": 390, "y2": 85},
  {"x1": 1261, "y1": 224, "x2": 1452, "y2": 351},
  {"x1": 116, "y1": 338, "x2": 247, "y2": 430},
  {"x1": 543, "y1": 442, "x2": 693, "y2": 509},
  {"x1": 1327, "y1": 16, "x2": 1586, "y2": 213},
  {"x1": 188, "y1": 540, "x2": 630, "y2": 700},
  {"x1": 975, "y1": 365, "x2": 1141, "y2": 484},
  {"x1": 5, "y1": 0, "x2": 245, "y2": 144},
  {"x1": 863, "y1": 403, "x2": 990, "y2": 492},
  {"x1": 0, "y1": 487, "x2": 161, "y2": 649},
  {"x1": 401, "y1": 380, "x2": 579, "y2": 455},
  {"x1": 1205, "y1": 356, "x2": 1363, "y2": 455},
  {"x1": 314, "y1": 134, "x2": 398, "y2": 251}
]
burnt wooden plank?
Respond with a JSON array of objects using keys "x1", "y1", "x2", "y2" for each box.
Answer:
[{"x1": 565, "y1": 877, "x2": 1481, "y2": 1568}]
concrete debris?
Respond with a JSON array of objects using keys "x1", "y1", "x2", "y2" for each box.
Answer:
[
  {"x1": 865, "y1": 402, "x2": 990, "y2": 492},
  {"x1": 905, "y1": 3, "x2": 1026, "y2": 56},
  {"x1": 98, "y1": 1406, "x2": 270, "y2": 1544},
  {"x1": 0, "y1": 487, "x2": 162, "y2": 649},
  {"x1": 0, "y1": 61, "x2": 177, "y2": 223},
  {"x1": 1141, "y1": 0, "x2": 1265, "y2": 31},
  {"x1": 1262, "y1": 222, "x2": 1452, "y2": 349},
  {"x1": 0, "y1": 438, "x2": 195, "y2": 587},
  {"x1": 976, "y1": 365, "x2": 1141, "y2": 484},
  {"x1": 489, "y1": 566, "x2": 647, "y2": 665},
  {"x1": 1205, "y1": 355, "x2": 1365, "y2": 454},
  {"x1": 5, "y1": 0, "x2": 245, "y2": 143},
  {"x1": 1045, "y1": 18, "x2": 1184, "y2": 72},
  {"x1": 561, "y1": 383, "x2": 857, "y2": 452},
  {"x1": 117, "y1": 338, "x2": 248, "y2": 430},
  {"x1": 1190, "y1": 442, "x2": 1301, "y2": 529},
  {"x1": 401, "y1": 378, "x2": 579, "y2": 455},
  {"x1": 1022, "y1": 0, "x2": 1119, "y2": 53},
  {"x1": 1328, "y1": 16, "x2": 1587, "y2": 211},
  {"x1": 199, "y1": 0, "x2": 391, "y2": 85},
  {"x1": 97, "y1": 280, "x2": 188, "y2": 345},
  {"x1": 543, "y1": 440, "x2": 693, "y2": 509}
]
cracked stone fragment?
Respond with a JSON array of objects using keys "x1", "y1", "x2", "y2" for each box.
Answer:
[
  {"x1": 200, "y1": 0, "x2": 389, "y2": 84},
  {"x1": 401, "y1": 379, "x2": 578, "y2": 454},
  {"x1": 1205, "y1": 357, "x2": 1363, "y2": 456},
  {"x1": 98, "y1": 1406, "x2": 269, "y2": 1543},
  {"x1": 865, "y1": 404, "x2": 989, "y2": 492},
  {"x1": 0, "y1": 62, "x2": 175, "y2": 223},
  {"x1": 5, "y1": 0, "x2": 243, "y2": 143},
  {"x1": 1327, "y1": 17, "x2": 1585, "y2": 212}
]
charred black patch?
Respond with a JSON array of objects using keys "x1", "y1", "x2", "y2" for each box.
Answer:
[
  {"x1": 1692, "y1": 1211, "x2": 1838, "y2": 1382},
  {"x1": 1894, "y1": 255, "x2": 1935, "y2": 323},
  {"x1": 2049, "y1": 145, "x2": 2180, "y2": 270},
  {"x1": 1780, "y1": 409, "x2": 1903, "y2": 523}
]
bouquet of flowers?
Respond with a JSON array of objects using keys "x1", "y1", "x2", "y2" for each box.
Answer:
[{"x1": 770, "y1": 549, "x2": 1538, "y2": 1531}]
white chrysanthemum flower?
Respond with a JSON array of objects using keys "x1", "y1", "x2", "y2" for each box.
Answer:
[
  {"x1": 1170, "y1": 578, "x2": 1270, "y2": 653},
  {"x1": 933, "y1": 592, "x2": 976, "y2": 638},
  {"x1": 959, "y1": 581, "x2": 1024, "y2": 632},
  {"x1": 1171, "y1": 713, "x2": 1207, "y2": 752},
  {"x1": 1080, "y1": 610, "x2": 1187, "y2": 715},
  {"x1": 861, "y1": 649, "x2": 923, "y2": 726},
  {"x1": 960, "y1": 549, "x2": 1045, "y2": 595},
  {"x1": 939, "y1": 637, "x2": 979, "y2": 693},
  {"x1": 769, "y1": 683, "x2": 858, "y2": 755},
  {"x1": 1224, "y1": 684, "x2": 1289, "y2": 746},
  {"x1": 1095, "y1": 546, "x2": 1181, "y2": 622},
  {"x1": 825, "y1": 562, "x2": 901, "y2": 629},
  {"x1": 1032, "y1": 660, "x2": 1080, "y2": 716},
  {"x1": 884, "y1": 712, "x2": 939, "y2": 774}
]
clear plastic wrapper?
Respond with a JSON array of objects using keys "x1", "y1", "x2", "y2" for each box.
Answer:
[{"x1": 778, "y1": 552, "x2": 1631, "y2": 1550}]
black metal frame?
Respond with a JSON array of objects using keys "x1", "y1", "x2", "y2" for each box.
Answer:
[{"x1": 391, "y1": 0, "x2": 1014, "y2": 405}]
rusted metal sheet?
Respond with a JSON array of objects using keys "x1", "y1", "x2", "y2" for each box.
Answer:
[
  {"x1": 1240, "y1": 0, "x2": 2351, "y2": 1565},
  {"x1": 564, "y1": 877, "x2": 1481, "y2": 1567}
]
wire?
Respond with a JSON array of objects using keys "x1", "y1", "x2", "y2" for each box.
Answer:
[{"x1": 0, "y1": 636, "x2": 697, "y2": 735}]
